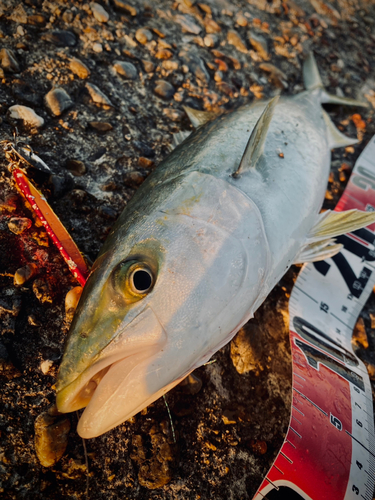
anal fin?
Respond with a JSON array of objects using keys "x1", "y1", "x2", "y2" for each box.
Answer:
[
  {"x1": 294, "y1": 238, "x2": 343, "y2": 264},
  {"x1": 183, "y1": 106, "x2": 218, "y2": 128}
]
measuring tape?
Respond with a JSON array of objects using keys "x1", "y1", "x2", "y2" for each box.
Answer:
[{"x1": 254, "y1": 135, "x2": 375, "y2": 500}]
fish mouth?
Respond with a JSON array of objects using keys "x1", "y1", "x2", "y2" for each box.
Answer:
[{"x1": 56, "y1": 306, "x2": 168, "y2": 436}]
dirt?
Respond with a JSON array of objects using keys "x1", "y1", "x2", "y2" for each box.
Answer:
[{"x1": 0, "y1": 0, "x2": 375, "y2": 499}]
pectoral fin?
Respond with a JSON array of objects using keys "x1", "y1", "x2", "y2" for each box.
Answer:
[
  {"x1": 295, "y1": 209, "x2": 375, "y2": 264},
  {"x1": 308, "y1": 210, "x2": 375, "y2": 242},
  {"x1": 233, "y1": 96, "x2": 279, "y2": 178}
]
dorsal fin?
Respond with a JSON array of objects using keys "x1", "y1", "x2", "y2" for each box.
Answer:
[
  {"x1": 183, "y1": 106, "x2": 217, "y2": 128},
  {"x1": 303, "y1": 52, "x2": 323, "y2": 90},
  {"x1": 233, "y1": 96, "x2": 279, "y2": 178}
]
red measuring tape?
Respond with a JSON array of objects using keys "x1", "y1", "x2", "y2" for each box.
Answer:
[{"x1": 255, "y1": 137, "x2": 375, "y2": 499}]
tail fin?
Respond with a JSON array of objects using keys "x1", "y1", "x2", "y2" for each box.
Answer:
[{"x1": 303, "y1": 52, "x2": 368, "y2": 108}]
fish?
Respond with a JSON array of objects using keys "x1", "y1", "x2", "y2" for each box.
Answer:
[{"x1": 56, "y1": 53, "x2": 375, "y2": 439}]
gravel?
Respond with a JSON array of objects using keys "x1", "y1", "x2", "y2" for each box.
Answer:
[{"x1": 0, "y1": 0, "x2": 375, "y2": 499}]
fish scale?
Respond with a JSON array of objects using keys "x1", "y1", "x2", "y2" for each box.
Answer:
[{"x1": 254, "y1": 135, "x2": 375, "y2": 500}]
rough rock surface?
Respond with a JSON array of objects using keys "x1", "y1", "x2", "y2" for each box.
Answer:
[{"x1": 0, "y1": 0, "x2": 375, "y2": 499}]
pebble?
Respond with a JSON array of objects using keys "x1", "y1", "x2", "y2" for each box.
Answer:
[
  {"x1": 230, "y1": 326, "x2": 264, "y2": 374},
  {"x1": 142, "y1": 60, "x2": 155, "y2": 73},
  {"x1": 135, "y1": 28, "x2": 153, "y2": 45},
  {"x1": 8, "y1": 217, "x2": 32, "y2": 234},
  {"x1": 113, "y1": 61, "x2": 137, "y2": 79},
  {"x1": 138, "y1": 157, "x2": 154, "y2": 169},
  {"x1": 133, "y1": 140, "x2": 154, "y2": 158},
  {"x1": 0, "y1": 48, "x2": 20, "y2": 72},
  {"x1": 91, "y1": 2, "x2": 109, "y2": 22},
  {"x1": 113, "y1": 0, "x2": 137, "y2": 15},
  {"x1": 248, "y1": 32, "x2": 269, "y2": 60},
  {"x1": 236, "y1": 13, "x2": 248, "y2": 27},
  {"x1": 65, "y1": 286, "x2": 83, "y2": 325},
  {"x1": 8, "y1": 104, "x2": 44, "y2": 128},
  {"x1": 353, "y1": 317, "x2": 369, "y2": 349},
  {"x1": 89, "y1": 121, "x2": 113, "y2": 133},
  {"x1": 34, "y1": 405, "x2": 71, "y2": 467},
  {"x1": 123, "y1": 169, "x2": 147, "y2": 188},
  {"x1": 259, "y1": 62, "x2": 288, "y2": 88},
  {"x1": 227, "y1": 31, "x2": 248, "y2": 53},
  {"x1": 65, "y1": 159, "x2": 86, "y2": 176},
  {"x1": 14, "y1": 263, "x2": 38, "y2": 286},
  {"x1": 27, "y1": 14, "x2": 46, "y2": 26},
  {"x1": 204, "y1": 34, "x2": 218, "y2": 47},
  {"x1": 180, "y1": 52, "x2": 210, "y2": 84},
  {"x1": 42, "y1": 30, "x2": 77, "y2": 47},
  {"x1": 8, "y1": 4, "x2": 27, "y2": 24},
  {"x1": 154, "y1": 80, "x2": 175, "y2": 99},
  {"x1": 33, "y1": 279, "x2": 52, "y2": 304},
  {"x1": 44, "y1": 88, "x2": 73, "y2": 116},
  {"x1": 86, "y1": 82, "x2": 114, "y2": 108},
  {"x1": 163, "y1": 108, "x2": 184, "y2": 122},
  {"x1": 175, "y1": 14, "x2": 202, "y2": 35},
  {"x1": 69, "y1": 57, "x2": 90, "y2": 79},
  {"x1": 155, "y1": 49, "x2": 173, "y2": 60},
  {"x1": 93, "y1": 42, "x2": 103, "y2": 53}
]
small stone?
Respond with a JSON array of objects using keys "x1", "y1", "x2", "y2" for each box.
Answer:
[
  {"x1": 236, "y1": 13, "x2": 248, "y2": 26},
  {"x1": 352, "y1": 317, "x2": 369, "y2": 349},
  {"x1": 91, "y1": 2, "x2": 109, "y2": 22},
  {"x1": 203, "y1": 34, "x2": 218, "y2": 47},
  {"x1": 62, "y1": 10, "x2": 74, "y2": 23},
  {"x1": 175, "y1": 14, "x2": 201, "y2": 35},
  {"x1": 65, "y1": 286, "x2": 83, "y2": 324},
  {"x1": 0, "y1": 48, "x2": 20, "y2": 72},
  {"x1": 113, "y1": 61, "x2": 137, "y2": 79},
  {"x1": 14, "y1": 263, "x2": 38, "y2": 286},
  {"x1": 163, "y1": 108, "x2": 184, "y2": 122},
  {"x1": 250, "y1": 440, "x2": 267, "y2": 455},
  {"x1": 65, "y1": 159, "x2": 86, "y2": 176},
  {"x1": 138, "y1": 157, "x2": 154, "y2": 169},
  {"x1": 42, "y1": 30, "x2": 77, "y2": 47},
  {"x1": 92, "y1": 42, "x2": 103, "y2": 53},
  {"x1": 8, "y1": 217, "x2": 32, "y2": 235},
  {"x1": 135, "y1": 28, "x2": 152, "y2": 44},
  {"x1": 179, "y1": 373, "x2": 202, "y2": 394},
  {"x1": 27, "y1": 14, "x2": 47, "y2": 26},
  {"x1": 69, "y1": 58, "x2": 90, "y2": 79},
  {"x1": 204, "y1": 18, "x2": 221, "y2": 34},
  {"x1": 154, "y1": 80, "x2": 175, "y2": 99},
  {"x1": 33, "y1": 279, "x2": 52, "y2": 304},
  {"x1": 89, "y1": 121, "x2": 113, "y2": 133},
  {"x1": 44, "y1": 88, "x2": 73, "y2": 116},
  {"x1": 155, "y1": 49, "x2": 173, "y2": 60},
  {"x1": 8, "y1": 105, "x2": 44, "y2": 128},
  {"x1": 141, "y1": 60, "x2": 153, "y2": 73},
  {"x1": 227, "y1": 31, "x2": 247, "y2": 53},
  {"x1": 112, "y1": 0, "x2": 137, "y2": 15},
  {"x1": 259, "y1": 63, "x2": 288, "y2": 88},
  {"x1": 248, "y1": 32, "x2": 268, "y2": 60},
  {"x1": 8, "y1": 4, "x2": 27, "y2": 24},
  {"x1": 34, "y1": 405, "x2": 71, "y2": 467},
  {"x1": 86, "y1": 83, "x2": 114, "y2": 109},
  {"x1": 123, "y1": 169, "x2": 147, "y2": 188},
  {"x1": 180, "y1": 52, "x2": 210, "y2": 84},
  {"x1": 40, "y1": 359, "x2": 53, "y2": 375}
]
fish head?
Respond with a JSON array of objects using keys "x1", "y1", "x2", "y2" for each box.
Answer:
[{"x1": 56, "y1": 172, "x2": 271, "y2": 438}]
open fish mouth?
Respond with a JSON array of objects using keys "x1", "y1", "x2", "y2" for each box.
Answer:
[{"x1": 56, "y1": 306, "x2": 168, "y2": 436}]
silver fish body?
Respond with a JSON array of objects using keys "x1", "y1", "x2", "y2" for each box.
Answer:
[{"x1": 56, "y1": 58, "x2": 373, "y2": 438}]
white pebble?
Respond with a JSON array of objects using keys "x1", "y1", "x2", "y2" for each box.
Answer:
[
  {"x1": 91, "y1": 2, "x2": 109, "y2": 23},
  {"x1": 93, "y1": 42, "x2": 103, "y2": 53},
  {"x1": 8, "y1": 105, "x2": 44, "y2": 128},
  {"x1": 40, "y1": 360, "x2": 53, "y2": 375}
]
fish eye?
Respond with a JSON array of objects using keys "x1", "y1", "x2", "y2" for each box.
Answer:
[{"x1": 130, "y1": 267, "x2": 153, "y2": 293}]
